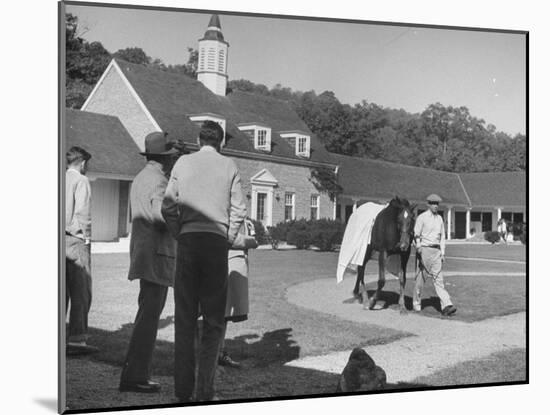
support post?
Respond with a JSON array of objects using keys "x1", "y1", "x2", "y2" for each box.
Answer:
[
  {"x1": 466, "y1": 208, "x2": 471, "y2": 239},
  {"x1": 446, "y1": 207, "x2": 452, "y2": 240}
]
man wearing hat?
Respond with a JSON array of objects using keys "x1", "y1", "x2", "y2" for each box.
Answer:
[
  {"x1": 119, "y1": 132, "x2": 179, "y2": 393},
  {"x1": 413, "y1": 193, "x2": 457, "y2": 316}
]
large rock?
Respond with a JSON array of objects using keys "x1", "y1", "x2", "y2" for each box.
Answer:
[{"x1": 335, "y1": 348, "x2": 386, "y2": 392}]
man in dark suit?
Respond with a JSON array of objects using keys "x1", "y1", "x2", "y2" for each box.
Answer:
[
  {"x1": 162, "y1": 121, "x2": 247, "y2": 402},
  {"x1": 119, "y1": 132, "x2": 179, "y2": 393}
]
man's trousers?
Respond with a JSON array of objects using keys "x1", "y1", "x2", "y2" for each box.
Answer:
[
  {"x1": 174, "y1": 233, "x2": 228, "y2": 402},
  {"x1": 413, "y1": 246, "x2": 453, "y2": 310},
  {"x1": 120, "y1": 279, "x2": 168, "y2": 383},
  {"x1": 66, "y1": 235, "x2": 92, "y2": 343}
]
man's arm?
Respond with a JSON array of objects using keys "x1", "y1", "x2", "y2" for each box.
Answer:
[
  {"x1": 74, "y1": 178, "x2": 92, "y2": 241},
  {"x1": 440, "y1": 217, "x2": 446, "y2": 256},
  {"x1": 413, "y1": 215, "x2": 423, "y2": 249},
  {"x1": 227, "y1": 168, "x2": 247, "y2": 245},
  {"x1": 161, "y1": 172, "x2": 180, "y2": 239},
  {"x1": 151, "y1": 176, "x2": 168, "y2": 228}
]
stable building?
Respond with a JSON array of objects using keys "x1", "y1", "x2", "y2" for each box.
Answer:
[
  {"x1": 333, "y1": 153, "x2": 526, "y2": 239},
  {"x1": 64, "y1": 109, "x2": 144, "y2": 241},
  {"x1": 79, "y1": 15, "x2": 338, "y2": 235},
  {"x1": 67, "y1": 13, "x2": 526, "y2": 242}
]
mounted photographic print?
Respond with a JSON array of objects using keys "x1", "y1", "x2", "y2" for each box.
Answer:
[{"x1": 59, "y1": 0, "x2": 527, "y2": 413}]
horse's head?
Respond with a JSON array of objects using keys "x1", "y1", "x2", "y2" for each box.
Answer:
[{"x1": 391, "y1": 197, "x2": 416, "y2": 252}]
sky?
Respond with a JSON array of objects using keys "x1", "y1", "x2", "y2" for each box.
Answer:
[{"x1": 66, "y1": 3, "x2": 526, "y2": 136}]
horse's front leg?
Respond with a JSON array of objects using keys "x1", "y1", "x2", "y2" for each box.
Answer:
[
  {"x1": 367, "y1": 250, "x2": 386, "y2": 310},
  {"x1": 398, "y1": 252, "x2": 408, "y2": 315}
]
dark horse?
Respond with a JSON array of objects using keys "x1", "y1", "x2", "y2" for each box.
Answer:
[{"x1": 352, "y1": 197, "x2": 416, "y2": 314}]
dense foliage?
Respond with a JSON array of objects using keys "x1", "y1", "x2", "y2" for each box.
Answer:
[
  {"x1": 227, "y1": 80, "x2": 526, "y2": 173},
  {"x1": 66, "y1": 13, "x2": 526, "y2": 174},
  {"x1": 484, "y1": 231, "x2": 502, "y2": 244},
  {"x1": 266, "y1": 219, "x2": 345, "y2": 251}
]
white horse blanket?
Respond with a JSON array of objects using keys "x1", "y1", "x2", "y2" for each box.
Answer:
[{"x1": 336, "y1": 202, "x2": 400, "y2": 283}]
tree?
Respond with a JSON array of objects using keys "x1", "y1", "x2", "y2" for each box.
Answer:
[
  {"x1": 113, "y1": 47, "x2": 151, "y2": 65},
  {"x1": 309, "y1": 166, "x2": 343, "y2": 201},
  {"x1": 65, "y1": 13, "x2": 111, "y2": 108}
]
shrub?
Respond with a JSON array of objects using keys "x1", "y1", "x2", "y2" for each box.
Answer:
[
  {"x1": 251, "y1": 220, "x2": 268, "y2": 245},
  {"x1": 266, "y1": 223, "x2": 288, "y2": 249},
  {"x1": 484, "y1": 231, "x2": 501, "y2": 244},
  {"x1": 308, "y1": 219, "x2": 345, "y2": 251},
  {"x1": 286, "y1": 219, "x2": 311, "y2": 249}
]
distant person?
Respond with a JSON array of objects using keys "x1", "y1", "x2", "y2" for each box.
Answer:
[
  {"x1": 162, "y1": 121, "x2": 247, "y2": 402},
  {"x1": 119, "y1": 132, "x2": 179, "y2": 394},
  {"x1": 65, "y1": 146, "x2": 98, "y2": 354},
  {"x1": 497, "y1": 218, "x2": 508, "y2": 244},
  {"x1": 413, "y1": 194, "x2": 457, "y2": 316},
  {"x1": 218, "y1": 218, "x2": 258, "y2": 368}
]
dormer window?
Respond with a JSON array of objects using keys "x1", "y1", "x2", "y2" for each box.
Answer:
[
  {"x1": 188, "y1": 113, "x2": 226, "y2": 147},
  {"x1": 279, "y1": 131, "x2": 311, "y2": 158},
  {"x1": 297, "y1": 136, "x2": 309, "y2": 156},
  {"x1": 237, "y1": 123, "x2": 272, "y2": 152}
]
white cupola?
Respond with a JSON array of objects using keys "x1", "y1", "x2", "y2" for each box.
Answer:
[{"x1": 197, "y1": 14, "x2": 229, "y2": 96}]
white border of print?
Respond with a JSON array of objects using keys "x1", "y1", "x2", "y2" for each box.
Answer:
[{"x1": 4, "y1": 0, "x2": 544, "y2": 414}]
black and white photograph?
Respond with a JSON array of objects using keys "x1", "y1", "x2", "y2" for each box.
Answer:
[{"x1": 54, "y1": 0, "x2": 531, "y2": 413}]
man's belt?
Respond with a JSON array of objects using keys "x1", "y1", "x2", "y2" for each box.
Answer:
[{"x1": 425, "y1": 244, "x2": 441, "y2": 249}]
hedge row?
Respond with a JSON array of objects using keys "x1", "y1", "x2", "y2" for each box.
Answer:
[{"x1": 252, "y1": 218, "x2": 346, "y2": 251}]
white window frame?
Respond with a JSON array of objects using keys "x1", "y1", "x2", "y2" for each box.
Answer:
[
  {"x1": 297, "y1": 135, "x2": 310, "y2": 157},
  {"x1": 284, "y1": 192, "x2": 295, "y2": 221},
  {"x1": 279, "y1": 132, "x2": 311, "y2": 158},
  {"x1": 237, "y1": 124, "x2": 271, "y2": 151},
  {"x1": 251, "y1": 184, "x2": 274, "y2": 226},
  {"x1": 310, "y1": 194, "x2": 320, "y2": 220}
]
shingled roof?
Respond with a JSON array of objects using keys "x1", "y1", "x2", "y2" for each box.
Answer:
[
  {"x1": 458, "y1": 172, "x2": 526, "y2": 207},
  {"x1": 331, "y1": 153, "x2": 470, "y2": 206},
  {"x1": 114, "y1": 59, "x2": 335, "y2": 166},
  {"x1": 65, "y1": 108, "x2": 144, "y2": 177}
]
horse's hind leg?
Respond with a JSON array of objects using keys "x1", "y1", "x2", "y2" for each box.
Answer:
[
  {"x1": 354, "y1": 265, "x2": 365, "y2": 300},
  {"x1": 367, "y1": 251, "x2": 386, "y2": 310},
  {"x1": 354, "y1": 247, "x2": 371, "y2": 302}
]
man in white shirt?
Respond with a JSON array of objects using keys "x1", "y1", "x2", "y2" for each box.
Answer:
[
  {"x1": 413, "y1": 194, "x2": 456, "y2": 316},
  {"x1": 65, "y1": 146, "x2": 98, "y2": 354}
]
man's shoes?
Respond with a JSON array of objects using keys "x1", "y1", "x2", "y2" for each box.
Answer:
[
  {"x1": 67, "y1": 342, "x2": 99, "y2": 355},
  {"x1": 218, "y1": 351, "x2": 241, "y2": 368},
  {"x1": 442, "y1": 305, "x2": 457, "y2": 316},
  {"x1": 412, "y1": 305, "x2": 421, "y2": 312},
  {"x1": 119, "y1": 380, "x2": 161, "y2": 393}
]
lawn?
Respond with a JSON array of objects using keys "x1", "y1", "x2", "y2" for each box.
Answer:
[
  {"x1": 364, "y1": 274, "x2": 526, "y2": 322},
  {"x1": 445, "y1": 243, "x2": 526, "y2": 262},
  {"x1": 65, "y1": 244, "x2": 527, "y2": 411}
]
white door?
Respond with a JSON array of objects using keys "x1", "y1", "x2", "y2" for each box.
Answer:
[{"x1": 90, "y1": 179, "x2": 120, "y2": 241}]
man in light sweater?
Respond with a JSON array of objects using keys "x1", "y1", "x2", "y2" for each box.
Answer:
[
  {"x1": 65, "y1": 146, "x2": 98, "y2": 354},
  {"x1": 162, "y1": 121, "x2": 246, "y2": 402}
]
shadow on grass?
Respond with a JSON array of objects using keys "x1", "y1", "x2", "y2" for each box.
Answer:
[
  {"x1": 364, "y1": 290, "x2": 442, "y2": 313},
  {"x1": 75, "y1": 323, "x2": 301, "y2": 378},
  {"x1": 66, "y1": 322, "x2": 436, "y2": 404},
  {"x1": 342, "y1": 291, "x2": 441, "y2": 313}
]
